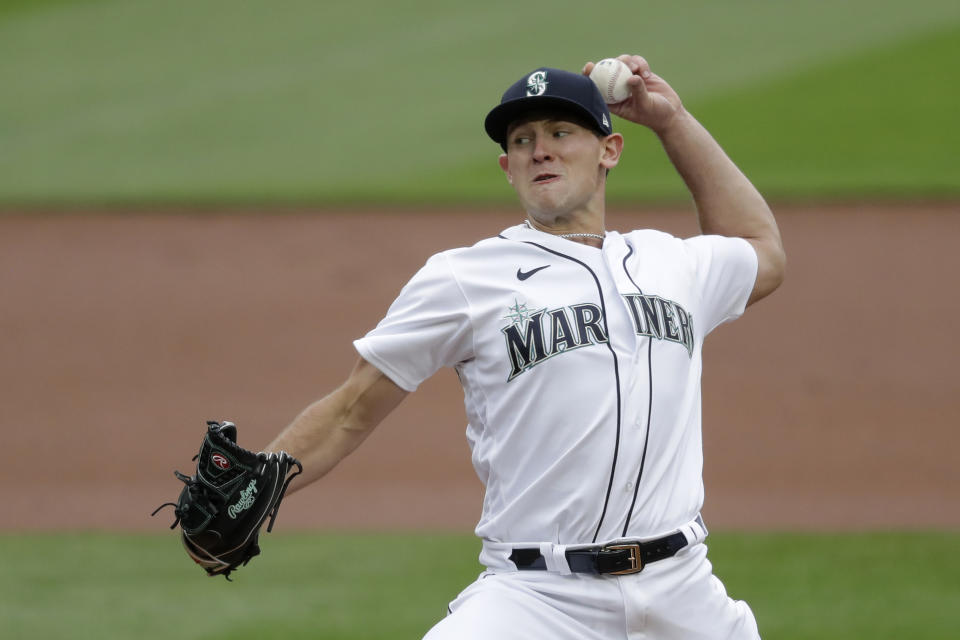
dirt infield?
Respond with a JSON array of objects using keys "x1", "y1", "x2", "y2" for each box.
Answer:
[{"x1": 1, "y1": 203, "x2": 957, "y2": 532}]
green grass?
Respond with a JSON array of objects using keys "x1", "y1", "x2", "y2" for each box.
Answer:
[
  {"x1": 0, "y1": 0, "x2": 958, "y2": 205},
  {"x1": 0, "y1": 531, "x2": 957, "y2": 639},
  {"x1": 710, "y1": 532, "x2": 960, "y2": 639},
  {"x1": 681, "y1": 23, "x2": 960, "y2": 201},
  {"x1": 604, "y1": 22, "x2": 960, "y2": 203},
  {"x1": 0, "y1": 531, "x2": 482, "y2": 640}
]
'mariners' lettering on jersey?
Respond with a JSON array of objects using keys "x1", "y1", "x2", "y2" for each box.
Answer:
[
  {"x1": 501, "y1": 295, "x2": 694, "y2": 381},
  {"x1": 501, "y1": 300, "x2": 606, "y2": 381},
  {"x1": 622, "y1": 294, "x2": 694, "y2": 357}
]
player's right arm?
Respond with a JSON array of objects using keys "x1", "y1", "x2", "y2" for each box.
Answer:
[
  {"x1": 585, "y1": 55, "x2": 786, "y2": 307},
  {"x1": 265, "y1": 357, "x2": 408, "y2": 494}
]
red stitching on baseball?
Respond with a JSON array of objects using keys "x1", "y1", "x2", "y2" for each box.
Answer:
[{"x1": 604, "y1": 62, "x2": 623, "y2": 102}]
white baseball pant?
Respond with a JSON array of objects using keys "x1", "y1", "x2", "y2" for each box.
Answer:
[{"x1": 423, "y1": 542, "x2": 760, "y2": 640}]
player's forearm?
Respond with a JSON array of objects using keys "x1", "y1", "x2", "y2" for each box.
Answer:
[
  {"x1": 266, "y1": 395, "x2": 369, "y2": 492},
  {"x1": 657, "y1": 108, "x2": 779, "y2": 245},
  {"x1": 266, "y1": 359, "x2": 407, "y2": 493}
]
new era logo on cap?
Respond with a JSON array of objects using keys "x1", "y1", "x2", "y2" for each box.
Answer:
[{"x1": 484, "y1": 67, "x2": 613, "y2": 149}]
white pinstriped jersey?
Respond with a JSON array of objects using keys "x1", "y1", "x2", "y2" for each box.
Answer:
[{"x1": 354, "y1": 223, "x2": 757, "y2": 548}]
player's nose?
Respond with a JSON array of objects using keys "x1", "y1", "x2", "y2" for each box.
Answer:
[{"x1": 532, "y1": 137, "x2": 554, "y2": 163}]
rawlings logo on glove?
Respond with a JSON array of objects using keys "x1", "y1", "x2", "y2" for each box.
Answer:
[
  {"x1": 152, "y1": 421, "x2": 302, "y2": 580},
  {"x1": 228, "y1": 480, "x2": 258, "y2": 519}
]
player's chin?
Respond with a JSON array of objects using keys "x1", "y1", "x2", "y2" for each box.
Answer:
[
  {"x1": 524, "y1": 182, "x2": 566, "y2": 207},
  {"x1": 522, "y1": 196, "x2": 561, "y2": 218}
]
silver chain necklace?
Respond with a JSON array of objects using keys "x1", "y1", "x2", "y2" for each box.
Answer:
[
  {"x1": 525, "y1": 220, "x2": 605, "y2": 241},
  {"x1": 558, "y1": 232, "x2": 605, "y2": 240}
]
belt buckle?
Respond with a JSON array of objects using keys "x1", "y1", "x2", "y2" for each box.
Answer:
[{"x1": 603, "y1": 543, "x2": 643, "y2": 575}]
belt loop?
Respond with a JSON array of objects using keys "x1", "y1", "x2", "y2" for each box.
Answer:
[
  {"x1": 540, "y1": 543, "x2": 572, "y2": 575},
  {"x1": 680, "y1": 514, "x2": 708, "y2": 548},
  {"x1": 695, "y1": 513, "x2": 708, "y2": 537}
]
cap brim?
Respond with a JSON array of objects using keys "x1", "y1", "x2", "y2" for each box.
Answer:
[{"x1": 484, "y1": 96, "x2": 606, "y2": 146}]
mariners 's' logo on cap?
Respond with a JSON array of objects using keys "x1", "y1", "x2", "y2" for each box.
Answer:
[{"x1": 526, "y1": 71, "x2": 548, "y2": 96}]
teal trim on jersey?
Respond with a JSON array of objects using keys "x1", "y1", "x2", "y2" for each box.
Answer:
[{"x1": 0, "y1": 1, "x2": 958, "y2": 206}]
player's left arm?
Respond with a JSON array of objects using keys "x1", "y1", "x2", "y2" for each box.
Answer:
[
  {"x1": 264, "y1": 357, "x2": 408, "y2": 494},
  {"x1": 584, "y1": 55, "x2": 786, "y2": 307}
]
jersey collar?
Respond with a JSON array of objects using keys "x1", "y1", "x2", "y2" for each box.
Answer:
[{"x1": 500, "y1": 222, "x2": 615, "y2": 255}]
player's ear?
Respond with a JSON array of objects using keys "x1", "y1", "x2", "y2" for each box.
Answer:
[
  {"x1": 600, "y1": 133, "x2": 624, "y2": 170},
  {"x1": 498, "y1": 154, "x2": 513, "y2": 184}
]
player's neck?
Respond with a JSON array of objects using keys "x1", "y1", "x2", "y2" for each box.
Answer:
[{"x1": 524, "y1": 215, "x2": 606, "y2": 248}]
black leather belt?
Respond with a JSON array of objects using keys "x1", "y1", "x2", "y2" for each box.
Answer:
[{"x1": 509, "y1": 531, "x2": 688, "y2": 575}]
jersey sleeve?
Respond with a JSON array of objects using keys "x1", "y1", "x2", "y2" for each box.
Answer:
[
  {"x1": 683, "y1": 235, "x2": 759, "y2": 335},
  {"x1": 353, "y1": 252, "x2": 473, "y2": 392}
]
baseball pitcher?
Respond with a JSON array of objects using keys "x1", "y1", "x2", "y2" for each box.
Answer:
[{"x1": 266, "y1": 55, "x2": 785, "y2": 638}]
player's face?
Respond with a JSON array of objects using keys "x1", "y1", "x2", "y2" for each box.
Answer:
[{"x1": 498, "y1": 117, "x2": 622, "y2": 222}]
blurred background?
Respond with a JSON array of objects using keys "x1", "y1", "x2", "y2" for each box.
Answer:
[
  {"x1": 2, "y1": 0, "x2": 957, "y2": 205},
  {"x1": 1, "y1": 1, "x2": 958, "y2": 638}
]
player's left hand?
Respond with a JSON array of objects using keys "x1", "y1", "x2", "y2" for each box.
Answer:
[
  {"x1": 582, "y1": 55, "x2": 684, "y2": 134},
  {"x1": 152, "y1": 420, "x2": 302, "y2": 580}
]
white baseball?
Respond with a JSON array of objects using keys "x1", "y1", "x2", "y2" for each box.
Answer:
[{"x1": 589, "y1": 58, "x2": 632, "y2": 104}]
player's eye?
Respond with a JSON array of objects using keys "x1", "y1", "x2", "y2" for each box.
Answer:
[
  {"x1": 512, "y1": 136, "x2": 531, "y2": 146},
  {"x1": 554, "y1": 130, "x2": 570, "y2": 138}
]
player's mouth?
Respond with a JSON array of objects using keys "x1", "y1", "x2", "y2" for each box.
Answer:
[{"x1": 532, "y1": 172, "x2": 560, "y2": 185}]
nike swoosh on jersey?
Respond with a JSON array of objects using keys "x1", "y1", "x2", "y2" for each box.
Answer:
[{"x1": 516, "y1": 265, "x2": 551, "y2": 280}]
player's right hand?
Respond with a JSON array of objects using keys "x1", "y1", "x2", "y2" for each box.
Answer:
[{"x1": 583, "y1": 55, "x2": 684, "y2": 134}]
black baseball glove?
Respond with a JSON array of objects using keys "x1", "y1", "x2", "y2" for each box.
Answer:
[{"x1": 153, "y1": 421, "x2": 302, "y2": 580}]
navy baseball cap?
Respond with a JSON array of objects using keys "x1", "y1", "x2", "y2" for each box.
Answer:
[{"x1": 484, "y1": 67, "x2": 613, "y2": 149}]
